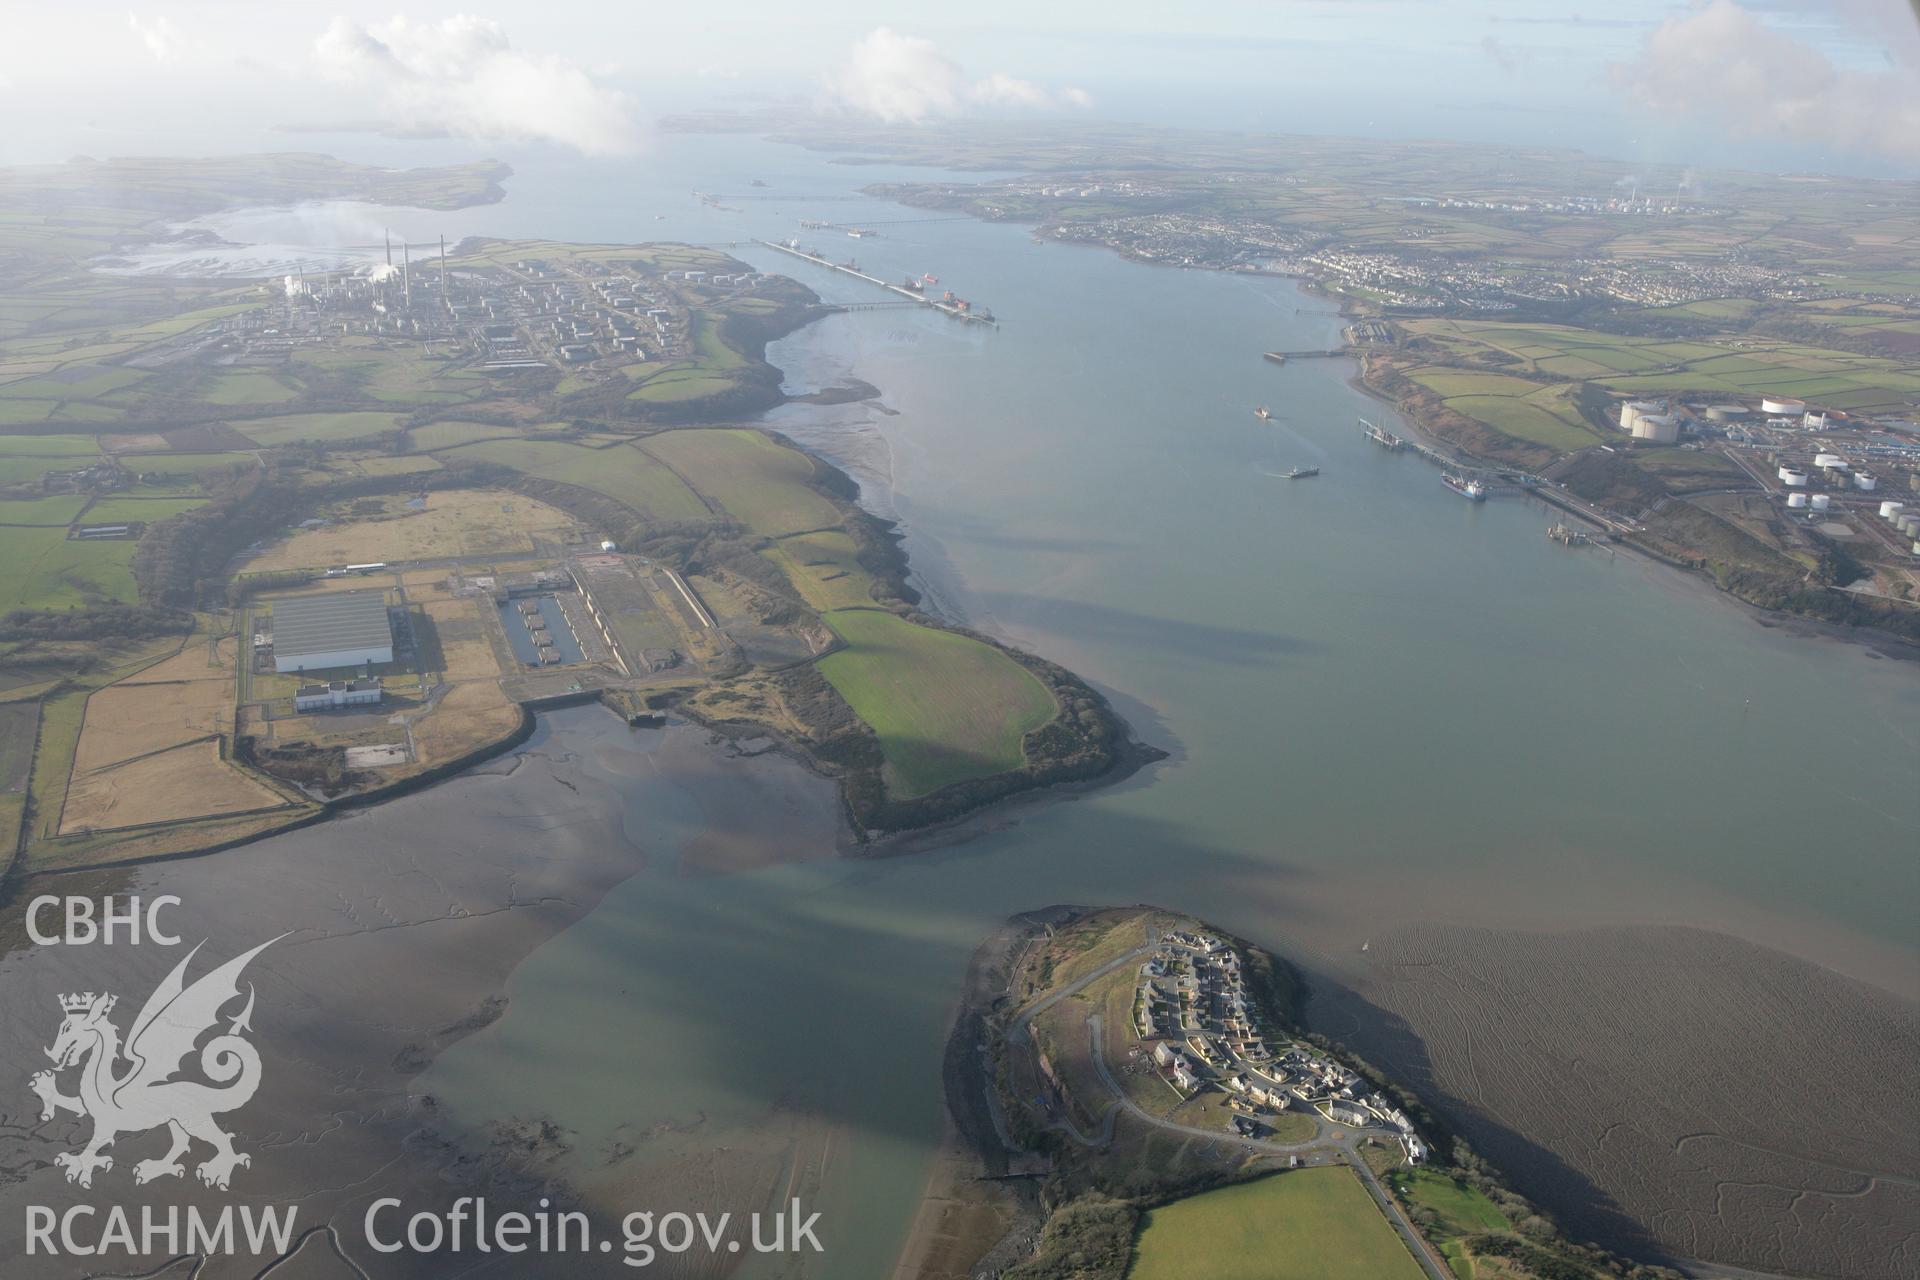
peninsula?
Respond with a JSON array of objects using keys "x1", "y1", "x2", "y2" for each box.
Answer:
[
  {"x1": 904, "y1": 905, "x2": 1688, "y2": 1280},
  {"x1": 0, "y1": 154, "x2": 1151, "y2": 877}
]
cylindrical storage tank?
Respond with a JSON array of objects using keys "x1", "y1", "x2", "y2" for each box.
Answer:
[
  {"x1": 1810, "y1": 493, "x2": 1831, "y2": 511},
  {"x1": 1618, "y1": 400, "x2": 1662, "y2": 431},
  {"x1": 1855, "y1": 472, "x2": 1878, "y2": 491},
  {"x1": 1705, "y1": 404, "x2": 1747, "y2": 423},
  {"x1": 1631, "y1": 414, "x2": 1681, "y2": 444},
  {"x1": 1902, "y1": 515, "x2": 1920, "y2": 536},
  {"x1": 1881, "y1": 501, "x2": 1906, "y2": 519},
  {"x1": 1761, "y1": 397, "x2": 1806, "y2": 415},
  {"x1": 1780, "y1": 470, "x2": 1808, "y2": 488},
  {"x1": 1787, "y1": 492, "x2": 1809, "y2": 509},
  {"x1": 1804, "y1": 412, "x2": 1829, "y2": 430},
  {"x1": 1912, "y1": 540, "x2": 1920, "y2": 557},
  {"x1": 1814, "y1": 452, "x2": 1845, "y2": 469}
]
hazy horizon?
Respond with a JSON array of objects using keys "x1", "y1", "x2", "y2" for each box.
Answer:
[{"x1": 3, "y1": 1, "x2": 1917, "y2": 180}]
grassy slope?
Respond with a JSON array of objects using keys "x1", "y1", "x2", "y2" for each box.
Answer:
[{"x1": 817, "y1": 608, "x2": 1057, "y2": 799}]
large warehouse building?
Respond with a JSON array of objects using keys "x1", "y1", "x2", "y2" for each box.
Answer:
[{"x1": 271, "y1": 591, "x2": 394, "y2": 673}]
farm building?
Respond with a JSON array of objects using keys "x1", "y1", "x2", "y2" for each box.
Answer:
[{"x1": 271, "y1": 591, "x2": 393, "y2": 673}]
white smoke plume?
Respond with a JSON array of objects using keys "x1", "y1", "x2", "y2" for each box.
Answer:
[
  {"x1": 313, "y1": 14, "x2": 640, "y2": 155},
  {"x1": 282, "y1": 275, "x2": 306, "y2": 299},
  {"x1": 366, "y1": 263, "x2": 401, "y2": 283},
  {"x1": 827, "y1": 28, "x2": 1091, "y2": 124},
  {"x1": 1610, "y1": 0, "x2": 1920, "y2": 165}
]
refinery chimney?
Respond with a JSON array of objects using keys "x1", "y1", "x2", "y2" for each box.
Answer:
[{"x1": 402, "y1": 240, "x2": 411, "y2": 308}]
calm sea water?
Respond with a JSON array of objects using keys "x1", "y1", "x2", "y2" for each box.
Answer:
[{"x1": 197, "y1": 133, "x2": 1920, "y2": 1277}]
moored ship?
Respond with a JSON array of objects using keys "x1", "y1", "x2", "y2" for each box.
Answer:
[{"x1": 1442, "y1": 474, "x2": 1487, "y2": 501}]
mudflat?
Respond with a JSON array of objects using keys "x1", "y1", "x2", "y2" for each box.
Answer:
[{"x1": 1313, "y1": 922, "x2": 1920, "y2": 1280}]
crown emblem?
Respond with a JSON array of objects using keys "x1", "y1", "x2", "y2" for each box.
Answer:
[{"x1": 59, "y1": 992, "x2": 113, "y2": 1015}]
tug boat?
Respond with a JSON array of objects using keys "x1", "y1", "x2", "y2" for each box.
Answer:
[{"x1": 1284, "y1": 466, "x2": 1319, "y2": 479}]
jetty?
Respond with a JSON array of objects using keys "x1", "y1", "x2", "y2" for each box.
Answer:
[
  {"x1": 756, "y1": 239, "x2": 999, "y2": 327},
  {"x1": 1361, "y1": 418, "x2": 1541, "y2": 496},
  {"x1": 1263, "y1": 348, "x2": 1349, "y2": 362}
]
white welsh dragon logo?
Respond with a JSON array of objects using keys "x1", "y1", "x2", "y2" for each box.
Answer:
[{"x1": 29, "y1": 936, "x2": 281, "y2": 1191}]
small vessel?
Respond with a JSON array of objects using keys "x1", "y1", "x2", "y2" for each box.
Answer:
[
  {"x1": 1254, "y1": 406, "x2": 1272, "y2": 420},
  {"x1": 921, "y1": 273, "x2": 939, "y2": 285},
  {"x1": 1263, "y1": 352, "x2": 1287, "y2": 366},
  {"x1": 1442, "y1": 474, "x2": 1488, "y2": 501},
  {"x1": 1284, "y1": 466, "x2": 1319, "y2": 479}
]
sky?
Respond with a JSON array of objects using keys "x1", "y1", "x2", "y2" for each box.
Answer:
[{"x1": 1, "y1": 1, "x2": 1916, "y2": 178}]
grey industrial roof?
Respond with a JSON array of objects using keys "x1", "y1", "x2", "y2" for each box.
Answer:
[{"x1": 271, "y1": 591, "x2": 392, "y2": 659}]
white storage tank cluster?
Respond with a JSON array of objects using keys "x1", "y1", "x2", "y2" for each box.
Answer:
[
  {"x1": 1813, "y1": 452, "x2": 1847, "y2": 469},
  {"x1": 1787, "y1": 492, "x2": 1809, "y2": 509},
  {"x1": 1631, "y1": 413, "x2": 1681, "y2": 444},
  {"x1": 1778, "y1": 467, "x2": 1809, "y2": 487},
  {"x1": 1855, "y1": 471, "x2": 1878, "y2": 491},
  {"x1": 1810, "y1": 493, "x2": 1832, "y2": 512},
  {"x1": 1761, "y1": 397, "x2": 1807, "y2": 416},
  {"x1": 1881, "y1": 501, "x2": 1906, "y2": 519},
  {"x1": 1618, "y1": 400, "x2": 1666, "y2": 432}
]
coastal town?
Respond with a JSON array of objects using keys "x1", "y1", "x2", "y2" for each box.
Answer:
[{"x1": 1134, "y1": 929, "x2": 1429, "y2": 1163}]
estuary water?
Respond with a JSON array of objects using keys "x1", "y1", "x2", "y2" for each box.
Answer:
[{"x1": 162, "y1": 133, "x2": 1919, "y2": 1276}]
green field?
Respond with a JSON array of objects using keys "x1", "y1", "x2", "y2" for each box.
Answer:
[
  {"x1": 641, "y1": 429, "x2": 840, "y2": 536},
  {"x1": 0, "y1": 432, "x2": 100, "y2": 455},
  {"x1": 229, "y1": 412, "x2": 400, "y2": 446},
  {"x1": 406, "y1": 420, "x2": 524, "y2": 451},
  {"x1": 0, "y1": 527, "x2": 137, "y2": 610},
  {"x1": 448, "y1": 437, "x2": 710, "y2": 523},
  {"x1": 76, "y1": 495, "x2": 208, "y2": 523},
  {"x1": 628, "y1": 373, "x2": 738, "y2": 402},
  {"x1": 120, "y1": 451, "x2": 258, "y2": 479},
  {"x1": 1128, "y1": 1168, "x2": 1426, "y2": 1280},
  {"x1": 1390, "y1": 1168, "x2": 1508, "y2": 1279},
  {"x1": 1442, "y1": 394, "x2": 1597, "y2": 450},
  {"x1": 762, "y1": 529, "x2": 877, "y2": 611},
  {"x1": 0, "y1": 495, "x2": 89, "y2": 526},
  {"x1": 817, "y1": 608, "x2": 1056, "y2": 799},
  {"x1": 0, "y1": 454, "x2": 93, "y2": 485}
]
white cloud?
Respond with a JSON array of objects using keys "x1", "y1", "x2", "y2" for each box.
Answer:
[
  {"x1": 127, "y1": 12, "x2": 183, "y2": 63},
  {"x1": 312, "y1": 14, "x2": 640, "y2": 155},
  {"x1": 1610, "y1": 0, "x2": 1920, "y2": 165},
  {"x1": 827, "y1": 28, "x2": 1091, "y2": 124}
]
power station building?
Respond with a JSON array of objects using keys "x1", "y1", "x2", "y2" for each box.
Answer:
[{"x1": 270, "y1": 591, "x2": 394, "y2": 673}]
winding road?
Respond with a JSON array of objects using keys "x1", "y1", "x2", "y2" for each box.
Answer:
[{"x1": 1005, "y1": 936, "x2": 1453, "y2": 1280}]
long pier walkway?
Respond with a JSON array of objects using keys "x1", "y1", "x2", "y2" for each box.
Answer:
[{"x1": 754, "y1": 239, "x2": 998, "y2": 327}]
